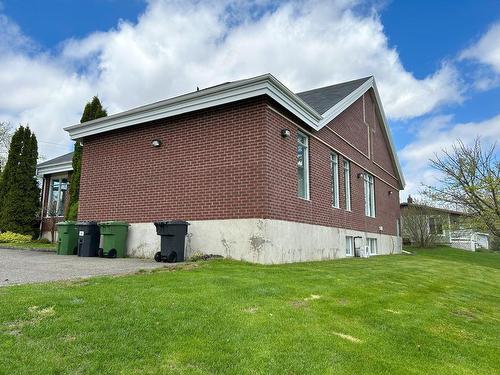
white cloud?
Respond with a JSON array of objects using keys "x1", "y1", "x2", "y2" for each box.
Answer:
[
  {"x1": 461, "y1": 22, "x2": 500, "y2": 73},
  {"x1": 460, "y1": 22, "x2": 500, "y2": 91},
  {"x1": 399, "y1": 114, "x2": 500, "y2": 200},
  {"x1": 0, "y1": 0, "x2": 465, "y2": 161}
]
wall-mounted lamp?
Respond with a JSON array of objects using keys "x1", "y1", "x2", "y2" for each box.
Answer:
[
  {"x1": 378, "y1": 226, "x2": 384, "y2": 232},
  {"x1": 357, "y1": 172, "x2": 364, "y2": 179},
  {"x1": 151, "y1": 139, "x2": 162, "y2": 148},
  {"x1": 388, "y1": 190, "x2": 393, "y2": 195},
  {"x1": 281, "y1": 129, "x2": 291, "y2": 138}
]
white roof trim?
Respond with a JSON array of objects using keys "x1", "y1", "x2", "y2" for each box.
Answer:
[
  {"x1": 64, "y1": 74, "x2": 321, "y2": 139},
  {"x1": 36, "y1": 161, "x2": 73, "y2": 177},
  {"x1": 64, "y1": 73, "x2": 404, "y2": 188}
]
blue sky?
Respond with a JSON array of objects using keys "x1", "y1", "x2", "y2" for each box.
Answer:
[{"x1": 0, "y1": 0, "x2": 499, "y2": 199}]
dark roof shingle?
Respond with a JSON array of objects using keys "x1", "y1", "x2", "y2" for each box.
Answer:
[{"x1": 296, "y1": 77, "x2": 371, "y2": 114}]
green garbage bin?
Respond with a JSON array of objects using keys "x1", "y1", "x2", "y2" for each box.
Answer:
[
  {"x1": 56, "y1": 221, "x2": 78, "y2": 255},
  {"x1": 98, "y1": 221, "x2": 129, "y2": 258}
]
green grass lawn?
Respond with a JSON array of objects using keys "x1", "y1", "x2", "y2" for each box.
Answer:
[
  {"x1": 0, "y1": 242, "x2": 56, "y2": 250},
  {"x1": 0, "y1": 247, "x2": 499, "y2": 374}
]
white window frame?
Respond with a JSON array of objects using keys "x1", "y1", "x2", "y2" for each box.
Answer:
[
  {"x1": 345, "y1": 236, "x2": 354, "y2": 256},
  {"x1": 343, "y1": 159, "x2": 351, "y2": 211},
  {"x1": 297, "y1": 131, "x2": 310, "y2": 200},
  {"x1": 367, "y1": 238, "x2": 377, "y2": 255},
  {"x1": 364, "y1": 172, "x2": 375, "y2": 217},
  {"x1": 331, "y1": 152, "x2": 339, "y2": 208},
  {"x1": 47, "y1": 176, "x2": 69, "y2": 218}
]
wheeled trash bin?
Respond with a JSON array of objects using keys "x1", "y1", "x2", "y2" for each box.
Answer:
[
  {"x1": 154, "y1": 220, "x2": 189, "y2": 263},
  {"x1": 98, "y1": 221, "x2": 129, "y2": 258},
  {"x1": 77, "y1": 221, "x2": 100, "y2": 257},
  {"x1": 56, "y1": 221, "x2": 78, "y2": 255}
]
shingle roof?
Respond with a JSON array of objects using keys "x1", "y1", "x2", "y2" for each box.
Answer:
[
  {"x1": 296, "y1": 77, "x2": 372, "y2": 115},
  {"x1": 37, "y1": 152, "x2": 73, "y2": 168}
]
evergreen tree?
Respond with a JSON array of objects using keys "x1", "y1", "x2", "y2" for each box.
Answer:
[
  {"x1": 0, "y1": 126, "x2": 40, "y2": 236},
  {"x1": 66, "y1": 96, "x2": 107, "y2": 220}
]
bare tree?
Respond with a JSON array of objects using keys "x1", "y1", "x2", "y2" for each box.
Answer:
[
  {"x1": 425, "y1": 139, "x2": 499, "y2": 237},
  {"x1": 401, "y1": 198, "x2": 445, "y2": 247},
  {"x1": 0, "y1": 121, "x2": 12, "y2": 170}
]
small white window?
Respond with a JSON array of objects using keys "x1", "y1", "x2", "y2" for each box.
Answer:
[
  {"x1": 343, "y1": 160, "x2": 351, "y2": 210},
  {"x1": 345, "y1": 236, "x2": 354, "y2": 256},
  {"x1": 367, "y1": 238, "x2": 377, "y2": 255},
  {"x1": 331, "y1": 153, "x2": 339, "y2": 207},
  {"x1": 364, "y1": 173, "x2": 375, "y2": 217},
  {"x1": 297, "y1": 132, "x2": 309, "y2": 200}
]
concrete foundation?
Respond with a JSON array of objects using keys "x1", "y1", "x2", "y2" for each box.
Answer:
[{"x1": 126, "y1": 219, "x2": 402, "y2": 264}]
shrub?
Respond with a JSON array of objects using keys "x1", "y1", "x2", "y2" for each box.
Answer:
[
  {"x1": 189, "y1": 251, "x2": 223, "y2": 262},
  {"x1": 0, "y1": 231, "x2": 32, "y2": 243},
  {"x1": 31, "y1": 238, "x2": 51, "y2": 244}
]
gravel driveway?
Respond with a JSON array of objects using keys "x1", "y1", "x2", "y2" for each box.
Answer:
[{"x1": 0, "y1": 248, "x2": 170, "y2": 286}]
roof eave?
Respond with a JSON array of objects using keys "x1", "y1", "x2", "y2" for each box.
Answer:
[
  {"x1": 36, "y1": 161, "x2": 73, "y2": 177},
  {"x1": 64, "y1": 74, "x2": 322, "y2": 140}
]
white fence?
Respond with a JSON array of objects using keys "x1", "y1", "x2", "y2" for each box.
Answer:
[{"x1": 450, "y1": 230, "x2": 490, "y2": 251}]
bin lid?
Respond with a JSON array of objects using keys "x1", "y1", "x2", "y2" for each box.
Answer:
[
  {"x1": 99, "y1": 221, "x2": 129, "y2": 226},
  {"x1": 154, "y1": 220, "x2": 190, "y2": 226},
  {"x1": 76, "y1": 221, "x2": 98, "y2": 226}
]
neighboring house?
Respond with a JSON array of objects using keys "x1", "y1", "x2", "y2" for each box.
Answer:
[
  {"x1": 400, "y1": 198, "x2": 490, "y2": 251},
  {"x1": 62, "y1": 73, "x2": 405, "y2": 264},
  {"x1": 36, "y1": 152, "x2": 73, "y2": 241}
]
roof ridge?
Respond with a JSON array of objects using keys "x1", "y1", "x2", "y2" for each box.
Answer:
[{"x1": 296, "y1": 76, "x2": 373, "y2": 95}]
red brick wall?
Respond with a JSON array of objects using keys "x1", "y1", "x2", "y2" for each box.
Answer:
[
  {"x1": 78, "y1": 98, "x2": 268, "y2": 222},
  {"x1": 263, "y1": 90, "x2": 400, "y2": 236},
  {"x1": 78, "y1": 92, "x2": 401, "y2": 236}
]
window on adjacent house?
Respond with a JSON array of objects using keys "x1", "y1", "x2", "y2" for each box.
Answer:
[
  {"x1": 331, "y1": 152, "x2": 339, "y2": 207},
  {"x1": 343, "y1": 160, "x2": 351, "y2": 210},
  {"x1": 48, "y1": 177, "x2": 69, "y2": 217},
  {"x1": 367, "y1": 238, "x2": 377, "y2": 255},
  {"x1": 429, "y1": 217, "x2": 443, "y2": 235},
  {"x1": 345, "y1": 236, "x2": 354, "y2": 256},
  {"x1": 364, "y1": 172, "x2": 375, "y2": 217},
  {"x1": 297, "y1": 132, "x2": 309, "y2": 200}
]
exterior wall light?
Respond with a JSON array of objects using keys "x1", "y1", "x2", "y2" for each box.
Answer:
[
  {"x1": 388, "y1": 190, "x2": 393, "y2": 195},
  {"x1": 357, "y1": 172, "x2": 364, "y2": 179},
  {"x1": 151, "y1": 139, "x2": 162, "y2": 148},
  {"x1": 281, "y1": 129, "x2": 291, "y2": 138}
]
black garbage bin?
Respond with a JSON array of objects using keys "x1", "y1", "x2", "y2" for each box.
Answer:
[
  {"x1": 77, "y1": 221, "x2": 100, "y2": 257},
  {"x1": 154, "y1": 220, "x2": 189, "y2": 263}
]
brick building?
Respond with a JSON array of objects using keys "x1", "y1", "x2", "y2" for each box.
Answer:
[{"x1": 59, "y1": 73, "x2": 404, "y2": 263}]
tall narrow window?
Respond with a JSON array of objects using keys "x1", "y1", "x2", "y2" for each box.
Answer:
[
  {"x1": 297, "y1": 132, "x2": 309, "y2": 200},
  {"x1": 343, "y1": 160, "x2": 351, "y2": 210},
  {"x1": 364, "y1": 172, "x2": 375, "y2": 217},
  {"x1": 331, "y1": 153, "x2": 339, "y2": 207}
]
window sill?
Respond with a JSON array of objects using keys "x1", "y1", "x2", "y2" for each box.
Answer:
[{"x1": 298, "y1": 196, "x2": 311, "y2": 202}]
